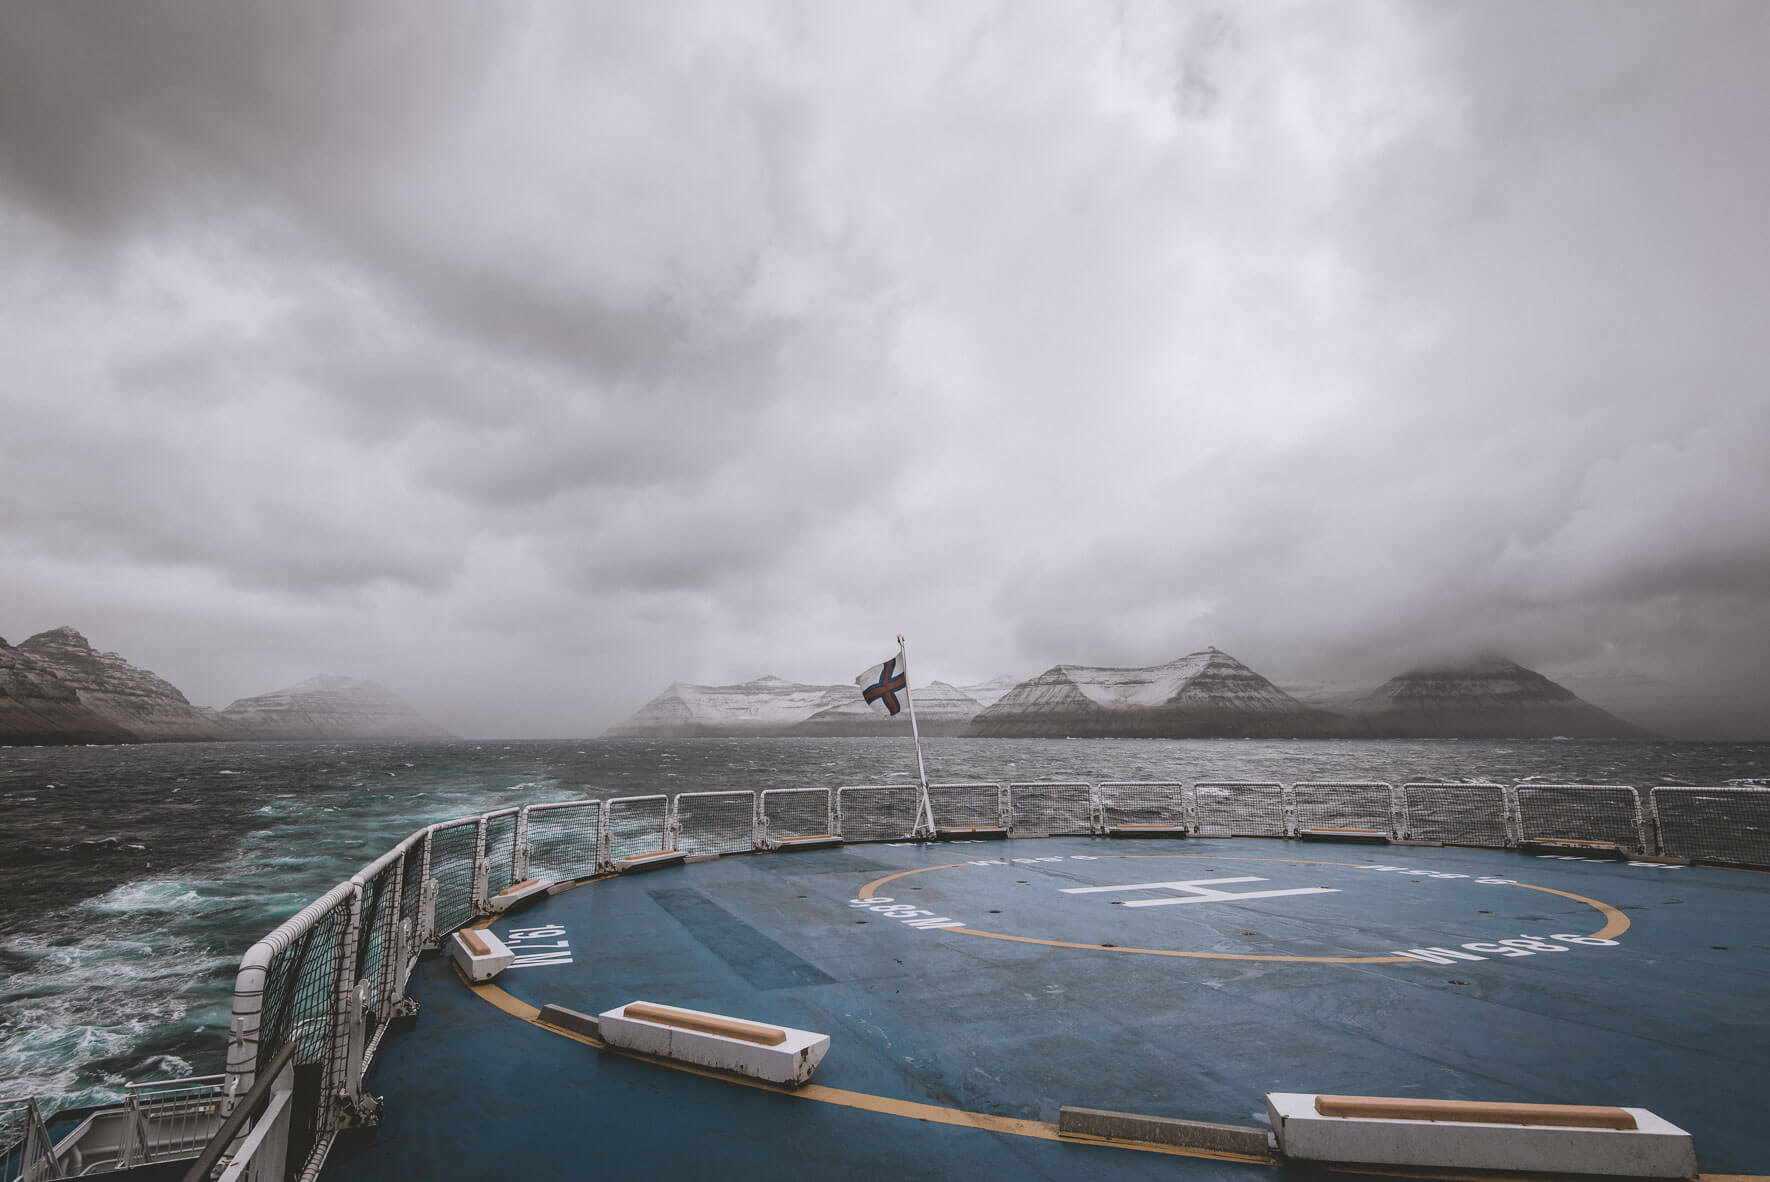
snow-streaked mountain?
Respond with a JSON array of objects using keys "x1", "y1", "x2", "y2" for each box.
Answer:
[
  {"x1": 1346, "y1": 655, "x2": 1647, "y2": 739},
  {"x1": 969, "y1": 648, "x2": 1343, "y2": 737},
  {"x1": 220, "y1": 675, "x2": 455, "y2": 740},
  {"x1": 607, "y1": 675, "x2": 1013, "y2": 737},
  {"x1": 606, "y1": 675, "x2": 857, "y2": 737},
  {"x1": 798, "y1": 680, "x2": 984, "y2": 736},
  {"x1": 961, "y1": 676, "x2": 1020, "y2": 710}
]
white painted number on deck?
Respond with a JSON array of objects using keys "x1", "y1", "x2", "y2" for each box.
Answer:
[
  {"x1": 1354, "y1": 865, "x2": 1626, "y2": 965},
  {"x1": 847, "y1": 898, "x2": 965, "y2": 930},
  {"x1": 504, "y1": 924, "x2": 574, "y2": 969},
  {"x1": 1061, "y1": 877, "x2": 1338, "y2": 907}
]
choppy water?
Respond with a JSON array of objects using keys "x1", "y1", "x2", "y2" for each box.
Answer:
[{"x1": 2, "y1": 736, "x2": 1765, "y2": 1113}]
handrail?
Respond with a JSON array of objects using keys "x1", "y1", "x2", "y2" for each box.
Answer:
[{"x1": 182, "y1": 1039, "x2": 297, "y2": 1182}]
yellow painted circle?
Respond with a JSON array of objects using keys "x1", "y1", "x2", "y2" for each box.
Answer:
[{"x1": 857, "y1": 854, "x2": 1630, "y2": 965}]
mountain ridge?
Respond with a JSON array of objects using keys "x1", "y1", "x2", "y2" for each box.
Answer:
[
  {"x1": 612, "y1": 649, "x2": 1650, "y2": 740},
  {"x1": 0, "y1": 627, "x2": 450, "y2": 746}
]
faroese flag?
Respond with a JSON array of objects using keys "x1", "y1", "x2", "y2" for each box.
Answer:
[{"x1": 856, "y1": 648, "x2": 908, "y2": 717}]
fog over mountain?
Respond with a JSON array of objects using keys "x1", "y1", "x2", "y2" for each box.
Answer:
[{"x1": 2, "y1": 2, "x2": 1766, "y2": 739}]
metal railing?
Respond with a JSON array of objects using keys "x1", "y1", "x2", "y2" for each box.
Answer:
[
  {"x1": 2, "y1": 1097, "x2": 58, "y2": 1182},
  {"x1": 189, "y1": 776, "x2": 1764, "y2": 1181},
  {"x1": 4, "y1": 1075, "x2": 226, "y2": 1181}
]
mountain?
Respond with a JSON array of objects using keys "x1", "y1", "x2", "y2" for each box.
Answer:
[
  {"x1": 606, "y1": 674, "x2": 1016, "y2": 737},
  {"x1": 0, "y1": 636, "x2": 137, "y2": 745},
  {"x1": 968, "y1": 648, "x2": 1344, "y2": 738},
  {"x1": 1540, "y1": 659, "x2": 1755, "y2": 741},
  {"x1": 960, "y1": 676, "x2": 1020, "y2": 710},
  {"x1": 1345, "y1": 654, "x2": 1647, "y2": 739},
  {"x1": 0, "y1": 626, "x2": 453, "y2": 746},
  {"x1": 798, "y1": 680, "x2": 984, "y2": 736},
  {"x1": 219, "y1": 675, "x2": 456, "y2": 740},
  {"x1": 15, "y1": 627, "x2": 231, "y2": 741},
  {"x1": 606, "y1": 675, "x2": 857, "y2": 737}
]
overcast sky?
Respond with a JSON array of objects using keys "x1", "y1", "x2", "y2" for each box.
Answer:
[{"x1": 2, "y1": 1, "x2": 1767, "y2": 738}]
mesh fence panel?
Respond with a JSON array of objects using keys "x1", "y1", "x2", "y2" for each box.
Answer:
[
  {"x1": 256, "y1": 899, "x2": 349, "y2": 1074},
  {"x1": 1099, "y1": 782, "x2": 1186, "y2": 829},
  {"x1": 1194, "y1": 782, "x2": 1287, "y2": 836},
  {"x1": 837, "y1": 785, "x2": 921, "y2": 842},
  {"x1": 427, "y1": 820, "x2": 479, "y2": 935},
  {"x1": 1008, "y1": 782, "x2": 1094, "y2": 835},
  {"x1": 674, "y1": 791, "x2": 757, "y2": 857},
  {"x1": 1514, "y1": 785, "x2": 1645, "y2": 851},
  {"x1": 354, "y1": 860, "x2": 400, "y2": 1034},
  {"x1": 1652, "y1": 787, "x2": 1770, "y2": 868},
  {"x1": 1293, "y1": 782, "x2": 1396, "y2": 836},
  {"x1": 759, "y1": 788, "x2": 833, "y2": 844},
  {"x1": 398, "y1": 835, "x2": 426, "y2": 933},
  {"x1": 1402, "y1": 783, "x2": 1510, "y2": 847},
  {"x1": 524, "y1": 802, "x2": 602, "y2": 881},
  {"x1": 927, "y1": 782, "x2": 1003, "y2": 830},
  {"x1": 483, "y1": 809, "x2": 520, "y2": 896},
  {"x1": 606, "y1": 796, "x2": 670, "y2": 864}
]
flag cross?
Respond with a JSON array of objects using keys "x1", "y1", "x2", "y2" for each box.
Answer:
[{"x1": 862, "y1": 657, "x2": 907, "y2": 715}]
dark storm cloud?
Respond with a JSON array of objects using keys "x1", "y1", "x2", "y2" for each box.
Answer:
[{"x1": 2, "y1": 1, "x2": 1766, "y2": 737}]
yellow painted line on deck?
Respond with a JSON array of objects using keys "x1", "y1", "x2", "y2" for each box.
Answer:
[
  {"x1": 1510, "y1": 882, "x2": 1631, "y2": 940},
  {"x1": 455, "y1": 963, "x2": 1270, "y2": 1166},
  {"x1": 858, "y1": 855, "x2": 1626, "y2": 962}
]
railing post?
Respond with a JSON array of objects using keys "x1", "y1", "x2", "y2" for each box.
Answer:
[
  {"x1": 513, "y1": 808, "x2": 532, "y2": 882},
  {"x1": 416, "y1": 827, "x2": 438, "y2": 949},
  {"x1": 470, "y1": 817, "x2": 490, "y2": 914},
  {"x1": 15, "y1": 1097, "x2": 62, "y2": 1180},
  {"x1": 596, "y1": 805, "x2": 612, "y2": 875},
  {"x1": 116, "y1": 1089, "x2": 142, "y2": 1168},
  {"x1": 231, "y1": 1054, "x2": 295, "y2": 1182},
  {"x1": 324, "y1": 886, "x2": 367, "y2": 1131},
  {"x1": 345, "y1": 978, "x2": 368, "y2": 1102},
  {"x1": 380, "y1": 850, "x2": 406, "y2": 1016}
]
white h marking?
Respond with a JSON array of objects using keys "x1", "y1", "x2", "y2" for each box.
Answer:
[{"x1": 1060, "y1": 877, "x2": 1338, "y2": 907}]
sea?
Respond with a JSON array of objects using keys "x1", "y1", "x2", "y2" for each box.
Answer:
[{"x1": 2, "y1": 736, "x2": 1766, "y2": 1114}]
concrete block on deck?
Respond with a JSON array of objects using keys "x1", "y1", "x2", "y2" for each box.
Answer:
[
  {"x1": 771, "y1": 834, "x2": 842, "y2": 851},
  {"x1": 1266, "y1": 1093, "x2": 1697, "y2": 1178},
  {"x1": 1058, "y1": 1106, "x2": 1270, "y2": 1156},
  {"x1": 598, "y1": 1001, "x2": 830, "y2": 1086},
  {"x1": 1299, "y1": 828, "x2": 1389, "y2": 844},
  {"x1": 537, "y1": 1004, "x2": 601, "y2": 1040},
  {"x1": 489, "y1": 877, "x2": 552, "y2": 911},
  {"x1": 1521, "y1": 840, "x2": 1627, "y2": 859},
  {"x1": 616, "y1": 849, "x2": 687, "y2": 873},
  {"x1": 449, "y1": 928, "x2": 514, "y2": 982}
]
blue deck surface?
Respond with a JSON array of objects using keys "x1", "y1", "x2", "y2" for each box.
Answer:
[{"x1": 325, "y1": 837, "x2": 1770, "y2": 1180}]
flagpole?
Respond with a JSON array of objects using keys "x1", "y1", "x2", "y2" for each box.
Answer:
[{"x1": 897, "y1": 633, "x2": 935, "y2": 837}]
